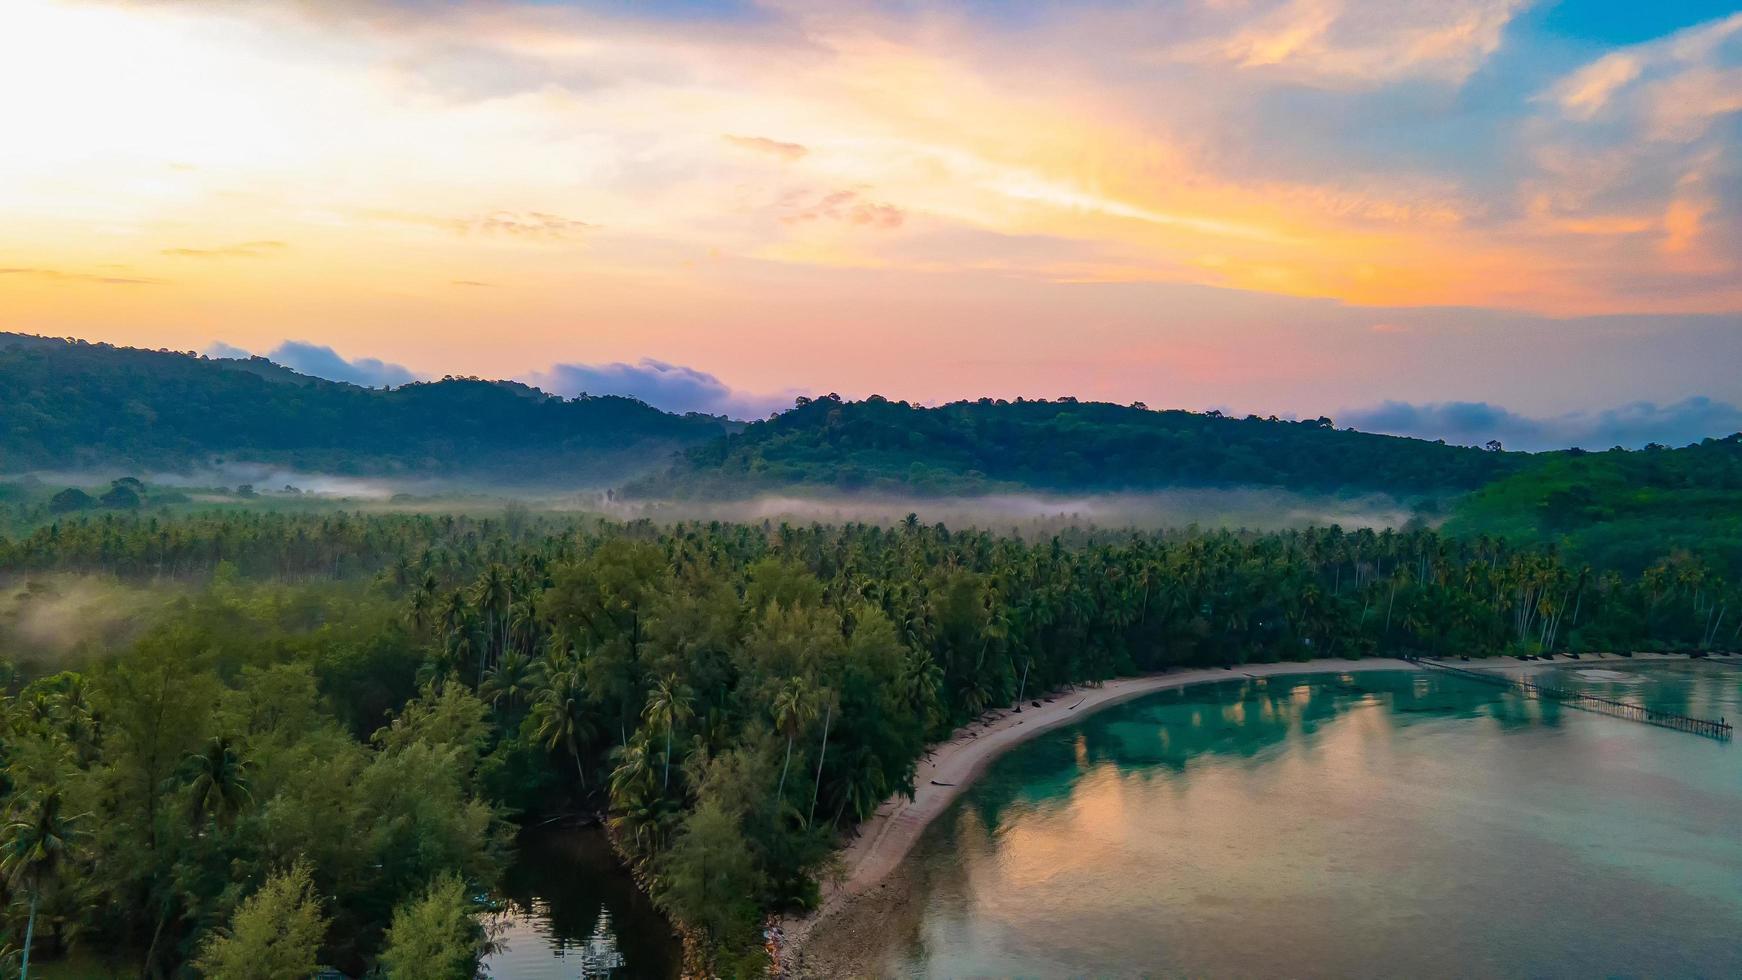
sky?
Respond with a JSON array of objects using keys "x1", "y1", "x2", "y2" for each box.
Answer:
[{"x1": 2, "y1": 0, "x2": 1740, "y2": 446}]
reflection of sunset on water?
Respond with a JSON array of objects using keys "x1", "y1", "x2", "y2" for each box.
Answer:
[{"x1": 889, "y1": 668, "x2": 1742, "y2": 977}]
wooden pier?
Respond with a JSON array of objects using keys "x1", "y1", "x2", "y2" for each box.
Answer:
[{"x1": 1413, "y1": 658, "x2": 1733, "y2": 742}]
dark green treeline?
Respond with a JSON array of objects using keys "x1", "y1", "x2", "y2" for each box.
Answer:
[{"x1": 2, "y1": 511, "x2": 1736, "y2": 976}]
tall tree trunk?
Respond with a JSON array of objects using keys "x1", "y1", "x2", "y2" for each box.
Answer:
[
  {"x1": 20, "y1": 891, "x2": 36, "y2": 980},
  {"x1": 776, "y1": 735, "x2": 794, "y2": 805},
  {"x1": 809, "y1": 703, "x2": 832, "y2": 827},
  {"x1": 663, "y1": 724, "x2": 673, "y2": 790}
]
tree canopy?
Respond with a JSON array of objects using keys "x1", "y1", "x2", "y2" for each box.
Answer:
[{"x1": 0, "y1": 334, "x2": 728, "y2": 483}]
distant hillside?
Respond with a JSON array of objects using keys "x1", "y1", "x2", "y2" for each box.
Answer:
[
  {"x1": 631, "y1": 394, "x2": 1531, "y2": 497},
  {"x1": 1445, "y1": 435, "x2": 1742, "y2": 575},
  {"x1": 0, "y1": 334, "x2": 729, "y2": 483}
]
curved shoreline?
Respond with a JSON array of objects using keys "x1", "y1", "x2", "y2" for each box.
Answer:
[
  {"x1": 784, "y1": 657, "x2": 1425, "y2": 956},
  {"x1": 781, "y1": 651, "x2": 1707, "y2": 974}
]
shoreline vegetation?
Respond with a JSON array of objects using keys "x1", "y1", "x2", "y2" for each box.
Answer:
[
  {"x1": 783, "y1": 651, "x2": 1709, "y2": 977},
  {"x1": 3, "y1": 506, "x2": 1739, "y2": 978}
]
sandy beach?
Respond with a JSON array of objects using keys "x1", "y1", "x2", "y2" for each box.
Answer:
[
  {"x1": 780, "y1": 650, "x2": 1730, "y2": 976},
  {"x1": 1474, "y1": 650, "x2": 1698, "y2": 674},
  {"x1": 783, "y1": 656, "x2": 1425, "y2": 974}
]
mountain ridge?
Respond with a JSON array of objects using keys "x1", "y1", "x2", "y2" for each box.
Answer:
[{"x1": 0, "y1": 332, "x2": 731, "y2": 484}]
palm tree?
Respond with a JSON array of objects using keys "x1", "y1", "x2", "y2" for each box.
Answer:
[
  {"x1": 897, "y1": 649, "x2": 942, "y2": 731},
  {"x1": 187, "y1": 736, "x2": 252, "y2": 830},
  {"x1": 439, "y1": 589, "x2": 471, "y2": 662},
  {"x1": 771, "y1": 678, "x2": 816, "y2": 807},
  {"x1": 642, "y1": 675, "x2": 694, "y2": 792},
  {"x1": 2, "y1": 790, "x2": 86, "y2": 980},
  {"x1": 808, "y1": 690, "x2": 836, "y2": 827},
  {"x1": 531, "y1": 661, "x2": 596, "y2": 787},
  {"x1": 473, "y1": 564, "x2": 513, "y2": 677},
  {"x1": 407, "y1": 585, "x2": 434, "y2": 636},
  {"x1": 481, "y1": 650, "x2": 536, "y2": 718}
]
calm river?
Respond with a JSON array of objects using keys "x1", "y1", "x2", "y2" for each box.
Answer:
[{"x1": 481, "y1": 825, "x2": 681, "y2": 979}]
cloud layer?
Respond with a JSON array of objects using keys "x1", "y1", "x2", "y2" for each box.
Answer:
[
  {"x1": 525, "y1": 359, "x2": 795, "y2": 419},
  {"x1": 209, "y1": 340, "x2": 418, "y2": 388},
  {"x1": 211, "y1": 341, "x2": 791, "y2": 415},
  {"x1": 1341, "y1": 397, "x2": 1742, "y2": 452},
  {"x1": 2, "y1": 0, "x2": 1738, "y2": 417}
]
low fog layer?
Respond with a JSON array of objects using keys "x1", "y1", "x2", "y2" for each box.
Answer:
[
  {"x1": 12, "y1": 465, "x2": 1430, "y2": 533},
  {"x1": 0, "y1": 575, "x2": 170, "y2": 666},
  {"x1": 20, "y1": 464, "x2": 464, "y2": 500},
  {"x1": 590, "y1": 488, "x2": 1427, "y2": 533}
]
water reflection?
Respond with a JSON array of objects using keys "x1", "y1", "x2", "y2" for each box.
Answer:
[
  {"x1": 887, "y1": 665, "x2": 1742, "y2": 978},
  {"x1": 482, "y1": 826, "x2": 680, "y2": 980}
]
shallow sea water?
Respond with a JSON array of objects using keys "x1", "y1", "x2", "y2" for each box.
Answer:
[{"x1": 884, "y1": 663, "x2": 1742, "y2": 978}]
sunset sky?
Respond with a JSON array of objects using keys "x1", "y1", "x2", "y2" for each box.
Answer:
[{"x1": 3, "y1": 0, "x2": 1740, "y2": 444}]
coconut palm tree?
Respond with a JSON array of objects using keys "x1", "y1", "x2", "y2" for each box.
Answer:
[
  {"x1": 808, "y1": 689, "x2": 836, "y2": 827},
  {"x1": 473, "y1": 564, "x2": 513, "y2": 676},
  {"x1": 642, "y1": 675, "x2": 694, "y2": 792},
  {"x1": 187, "y1": 736, "x2": 252, "y2": 830},
  {"x1": 2, "y1": 790, "x2": 86, "y2": 980},
  {"x1": 530, "y1": 660, "x2": 596, "y2": 788},
  {"x1": 480, "y1": 650, "x2": 536, "y2": 719},
  {"x1": 771, "y1": 678, "x2": 816, "y2": 807},
  {"x1": 896, "y1": 649, "x2": 942, "y2": 730}
]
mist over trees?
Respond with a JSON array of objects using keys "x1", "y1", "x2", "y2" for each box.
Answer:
[
  {"x1": 2, "y1": 508, "x2": 1737, "y2": 975},
  {"x1": 2, "y1": 332, "x2": 1740, "y2": 975}
]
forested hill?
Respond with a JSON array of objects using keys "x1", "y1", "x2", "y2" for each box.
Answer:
[
  {"x1": 634, "y1": 394, "x2": 1531, "y2": 496},
  {"x1": 1445, "y1": 434, "x2": 1742, "y2": 574},
  {"x1": 0, "y1": 334, "x2": 729, "y2": 482}
]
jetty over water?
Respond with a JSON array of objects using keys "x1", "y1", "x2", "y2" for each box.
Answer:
[{"x1": 1413, "y1": 658, "x2": 1733, "y2": 742}]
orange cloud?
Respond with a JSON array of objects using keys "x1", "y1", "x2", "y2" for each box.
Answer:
[
  {"x1": 0, "y1": 0, "x2": 1735, "y2": 360},
  {"x1": 162, "y1": 240, "x2": 288, "y2": 258},
  {"x1": 724, "y1": 134, "x2": 808, "y2": 161}
]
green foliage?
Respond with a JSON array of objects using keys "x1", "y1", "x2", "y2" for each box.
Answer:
[
  {"x1": 1, "y1": 502, "x2": 1736, "y2": 973},
  {"x1": 46, "y1": 489, "x2": 93, "y2": 515},
  {"x1": 378, "y1": 874, "x2": 486, "y2": 980},
  {"x1": 1448, "y1": 436, "x2": 1742, "y2": 575},
  {"x1": 0, "y1": 566, "x2": 508, "y2": 975},
  {"x1": 636, "y1": 394, "x2": 1527, "y2": 496},
  {"x1": 654, "y1": 800, "x2": 766, "y2": 952},
  {"x1": 0, "y1": 333, "x2": 727, "y2": 481},
  {"x1": 192, "y1": 861, "x2": 327, "y2": 980}
]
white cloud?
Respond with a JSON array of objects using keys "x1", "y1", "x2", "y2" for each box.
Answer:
[
  {"x1": 1545, "y1": 12, "x2": 1742, "y2": 140},
  {"x1": 1341, "y1": 397, "x2": 1742, "y2": 451},
  {"x1": 208, "y1": 340, "x2": 419, "y2": 388},
  {"x1": 1164, "y1": 0, "x2": 1527, "y2": 88},
  {"x1": 524, "y1": 358, "x2": 799, "y2": 419}
]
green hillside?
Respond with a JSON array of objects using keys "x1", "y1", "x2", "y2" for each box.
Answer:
[
  {"x1": 0, "y1": 334, "x2": 728, "y2": 483},
  {"x1": 634, "y1": 393, "x2": 1529, "y2": 496},
  {"x1": 1445, "y1": 435, "x2": 1742, "y2": 574}
]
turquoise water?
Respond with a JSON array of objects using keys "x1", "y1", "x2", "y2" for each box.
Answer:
[{"x1": 884, "y1": 663, "x2": 1742, "y2": 978}]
